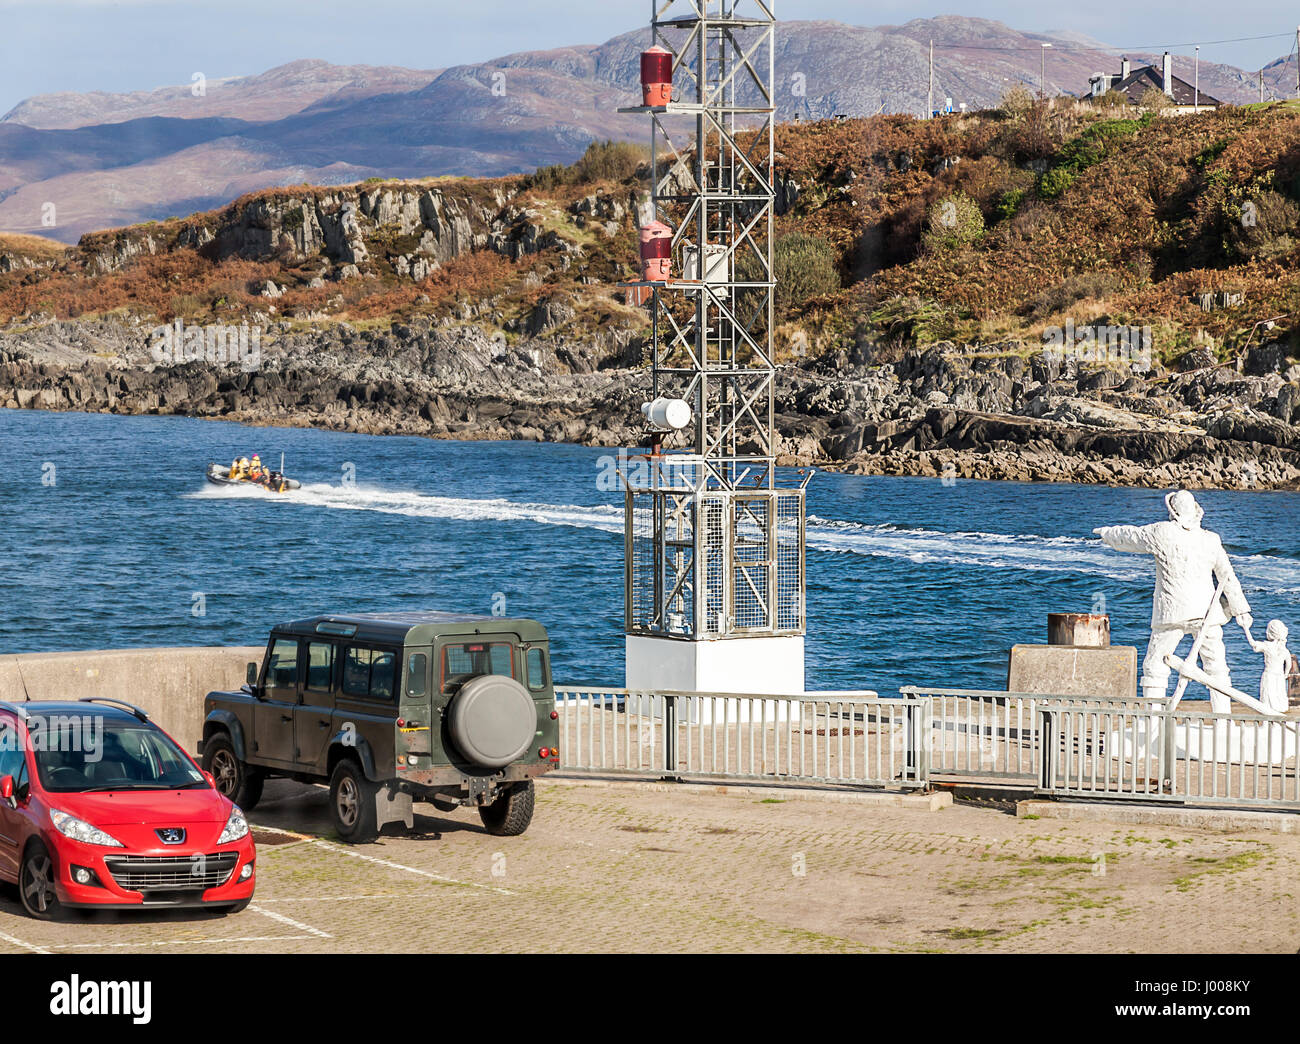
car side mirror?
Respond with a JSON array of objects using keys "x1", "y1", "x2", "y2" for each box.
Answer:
[
  {"x1": 0, "y1": 775, "x2": 13, "y2": 806},
  {"x1": 246, "y1": 662, "x2": 259, "y2": 687}
]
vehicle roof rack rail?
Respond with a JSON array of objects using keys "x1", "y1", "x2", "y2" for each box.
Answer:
[
  {"x1": 77, "y1": 697, "x2": 149, "y2": 722},
  {"x1": 0, "y1": 701, "x2": 30, "y2": 720}
]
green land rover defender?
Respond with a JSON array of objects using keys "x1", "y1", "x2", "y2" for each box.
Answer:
[{"x1": 201, "y1": 612, "x2": 560, "y2": 842}]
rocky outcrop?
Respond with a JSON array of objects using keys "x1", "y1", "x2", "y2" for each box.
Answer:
[
  {"x1": 0, "y1": 253, "x2": 51, "y2": 273},
  {"x1": 0, "y1": 318, "x2": 645, "y2": 448},
  {"x1": 203, "y1": 191, "x2": 426, "y2": 267},
  {"x1": 1, "y1": 319, "x2": 1298, "y2": 490},
  {"x1": 775, "y1": 341, "x2": 1300, "y2": 488},
  {"x1": 68, "y1": 177, "x2": 625, "y2": 288},
  {"x1": 87, "y1": 231, "x2": 161, "y2": 274},
  {"x1": 831, "y1": 409, "x2": 1300, "y2": 489}
]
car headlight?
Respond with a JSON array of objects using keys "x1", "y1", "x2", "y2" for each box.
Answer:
[
  {"x1": 217, "y1": 805, "x2": 249, "y2": 844},
  {"x1": 50, "y1": 809, "x2": 125, "y2": 848}
]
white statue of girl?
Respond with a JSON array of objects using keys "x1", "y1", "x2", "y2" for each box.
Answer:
[{"x1": 1246, "y1": 620, "x2": 1293, "y2": 715}]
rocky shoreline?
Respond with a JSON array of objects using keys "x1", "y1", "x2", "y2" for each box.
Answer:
[{"x1": 2, "y1": 316, "x2": 1299, "y2": 490}]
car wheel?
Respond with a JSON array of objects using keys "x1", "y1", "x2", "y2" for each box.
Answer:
[
  {"x1": 203, "y1": 733, "x2": 264, "y2": 811},
  {"x1": 478, "y1": 780, "x2": 535, "y2": 836},
  {"x1": 20, "y1": 840, "x2": 62, "y2": 921},
  {"x1": 329, "y1": 759, "x2": 379, "y2": 844}
]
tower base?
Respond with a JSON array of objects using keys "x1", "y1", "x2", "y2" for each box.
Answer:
[{"x1": 625, "y1": 634, "x2": 805, "y2": 722}]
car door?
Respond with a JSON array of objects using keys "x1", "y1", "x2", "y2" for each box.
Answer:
[
  {"x1": 0, "y1": 715, "x2": 26, "y2": 881},
  {"x1": 253, "y1": 636, "x2": 300, "y2": 766},
  {"x1": 294, "y1": 640, "x2": 337, "y2": 772},
  {"x1": 332, "y1": 644, "x2": 399, "y2": 773},
  {"x1": 399, "y1": 649, "x2": 432, "y2": 756}
]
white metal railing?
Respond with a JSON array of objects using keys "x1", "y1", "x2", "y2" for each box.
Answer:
[
  {"x1": 1039, "y1": 703, "x2": 1300, "y2": 808},
  {"x1": 554, "y1": 687, "x2": 928, "y2": 789},
  {"x1": 554, "y1": 685, "x2": 1300, "y2": 812},
  {"x1": 900, "y1": 687, "x2": 1150, "y2": 781}
]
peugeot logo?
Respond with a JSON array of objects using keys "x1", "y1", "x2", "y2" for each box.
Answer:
[{"x1": 156, "y1": 828, "x2": 186, "y2": 845}]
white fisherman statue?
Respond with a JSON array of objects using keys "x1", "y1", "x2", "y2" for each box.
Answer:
[{"x1": 1094, "y1": 490, "x2": 1253, "y2": 711}]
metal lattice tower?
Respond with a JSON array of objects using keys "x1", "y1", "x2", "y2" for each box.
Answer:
[{"x1": 622, "y1": 0, "x2": 806, "y2": 645}]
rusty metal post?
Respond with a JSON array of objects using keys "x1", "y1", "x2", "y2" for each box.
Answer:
[{"x1": 1047, "y1": 613, "x2": 1111, "y2": 648}]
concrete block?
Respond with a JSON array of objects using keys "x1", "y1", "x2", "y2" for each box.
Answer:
[
  {"x1": 625, "y1": 633, "x2": 806, "y2": 722},
  {"x1": 546, "y1": 776, "x2": 951, "y2": 810},
  {"x1": 1007, "y1": 643, "x2": 1137, "y2": 700},
  {"x1": 0, "y1": 647, "x2": 263, "y2": 753},
  {"x1": 1018, "y1": 799, "x2": 1300, "y2": 834}
]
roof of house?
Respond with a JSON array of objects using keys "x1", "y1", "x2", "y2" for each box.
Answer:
[{"x1": 1084, "y1": 64, "x2": 1221, "y2": 108}]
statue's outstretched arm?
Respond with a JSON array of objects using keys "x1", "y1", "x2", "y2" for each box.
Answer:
[{"x1": 1092, "y1": 523, "x2": 1157, "y2": 554}]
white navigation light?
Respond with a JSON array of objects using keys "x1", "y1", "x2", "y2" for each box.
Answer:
[{"x1": 642, "y1": 397, "x2": 692, "y2": 431}]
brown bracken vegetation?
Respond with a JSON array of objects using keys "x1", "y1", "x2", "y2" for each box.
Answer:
[{"x1": 1, "y1": 103, "x2": 1297, "y2": 368}]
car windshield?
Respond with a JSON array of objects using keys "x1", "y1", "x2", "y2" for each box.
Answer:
[{"x1": 30, "y1": 715, "x2": 207, "y2": 793}]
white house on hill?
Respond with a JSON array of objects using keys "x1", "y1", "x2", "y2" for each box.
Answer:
[{"x1": 1084, "y1": 52, "x2": 1220, "y2": 114}]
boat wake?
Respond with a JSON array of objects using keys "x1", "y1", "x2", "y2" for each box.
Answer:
[
  {"x1": 185, "y1": 484, "x2": 1300, "y2": 597},
  {"x1": 807, "y1": 517, "x2": 1300, "y2": 596},
  {"x1": 188, "y1": 481, "x2": 627, "y2": 533},
  {"x1": 804, "y1": 516, "x2": 1151, "y2": 580}
]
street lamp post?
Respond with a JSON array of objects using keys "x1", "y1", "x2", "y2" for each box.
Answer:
[
  {"x1": 1040, "y1": 43, "x2": 1052, "y2": 101},
  {"x1": 1195, "y1": 46, "x2": 1200, "y2": 110}
]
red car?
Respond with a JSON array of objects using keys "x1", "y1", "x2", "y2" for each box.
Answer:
[{"x1": 0, "y1": 698, "x2": 255, "y2": 919}]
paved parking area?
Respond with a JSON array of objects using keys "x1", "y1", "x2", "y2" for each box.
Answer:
[{"x1": 1, "y1": 779, "x2": 1298, "y2": 953}]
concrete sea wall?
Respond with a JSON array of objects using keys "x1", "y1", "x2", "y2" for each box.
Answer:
[{"x1": 0, "y1": 647, "x2": 263, "y2": 753}]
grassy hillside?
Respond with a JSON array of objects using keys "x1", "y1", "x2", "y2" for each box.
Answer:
[
  {"x1": 771, "y1": 100, "x2": 1300, "y2": 365},
  {"x1": 0, "y1": 232, "x2": 69, "y2": 265},
  {"x1": 2, "y1": 101, "x2": 1299, "y2": 372}
]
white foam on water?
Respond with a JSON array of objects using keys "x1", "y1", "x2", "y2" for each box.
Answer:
[
  {"x1": 1229, "y1": 553, "x2": 1300, "y2": 597},
  {"x1": 805, "y1": 515, "x2": 1300, "y2": 595},
  {"x1": 189, "y1": 483, "x2": 287, "y2": 502},
  {"x1": 185, "y1": 483, "x2": 1300, "y2": 597},
  {"x1": 186, "y1": 481, "x2": 626, "y2": 533},
  {"x1": 805, "y1": 515, "x2": 1142, "y2": 579}
]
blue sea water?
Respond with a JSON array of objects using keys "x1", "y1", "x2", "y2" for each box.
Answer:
[{"x1": 0, "y1": 408, "x2": 1297, "y2": 698}]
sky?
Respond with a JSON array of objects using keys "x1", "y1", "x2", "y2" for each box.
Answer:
[{"x1": 0, "y1": 0, "x2": 1295, "y2": 115}]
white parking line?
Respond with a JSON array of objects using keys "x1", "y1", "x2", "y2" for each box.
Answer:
[
  {"x1": 310, "y1": 840, "x2": 513, "y2": 895},
  {"x1": 0, "y1": 929, "x2": 50, "y2": 955},
  {"x1": 50, "y1": 936, "x2": 316, "y2": 950},
  {"x1": 249, "y1": 821, "x2": 513, "y2": 895},
  {"x1": 250, "y1": 905, "x2": 332, "y2": 938}
]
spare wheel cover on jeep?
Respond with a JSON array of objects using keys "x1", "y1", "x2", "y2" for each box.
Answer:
[{"x1": 449, "y1": 675, "x2": 536, "y2": 769}]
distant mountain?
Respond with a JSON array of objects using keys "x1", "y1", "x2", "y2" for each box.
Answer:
[
  {"x1": 0, "y1": 59, "x2": 440, "y2": 129},
  {"x1": 0, "y1": 16, "x2": 1292, "y2": 242}
]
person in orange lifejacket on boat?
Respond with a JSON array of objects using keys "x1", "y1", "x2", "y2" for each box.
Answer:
[
  {"x1": 229, "y1": 456, "x2": 250, "y2": 480},
  {"x1": 248, "y1": 455, "x2": 264, "y2": 481}
]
